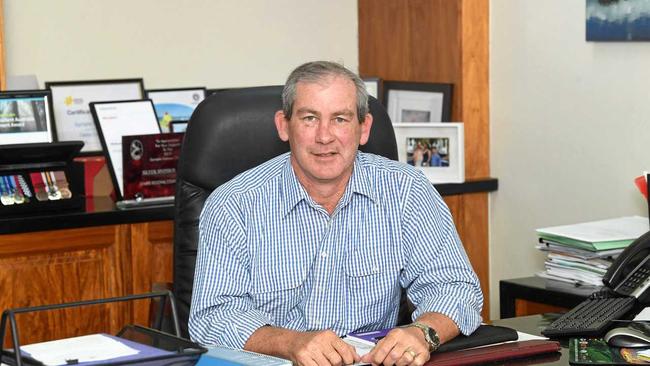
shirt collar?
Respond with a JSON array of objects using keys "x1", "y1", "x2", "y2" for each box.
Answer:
[{"x1": 281, "y1": 152, "x2": 377, "y2": 217}]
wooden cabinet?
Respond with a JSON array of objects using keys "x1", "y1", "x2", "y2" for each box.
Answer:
[
  {"x1": 0, "y1": 220, "x2": 173, "y2": 345},
  {"x1": 359, "y1": 0, "x2": 491, "y2": 319}
]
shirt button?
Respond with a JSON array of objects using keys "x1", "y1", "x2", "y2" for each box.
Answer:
[
  {"x1": 320, "y1": 251, "x2": 328, "y2": 258},
  {"x1": 372, "y1": 267, "x2": 380, "y2": 273}
]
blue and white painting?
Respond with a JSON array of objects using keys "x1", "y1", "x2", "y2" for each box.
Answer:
[{"x1": 587, "y1": 0, "x2": 650, "y2": 41}]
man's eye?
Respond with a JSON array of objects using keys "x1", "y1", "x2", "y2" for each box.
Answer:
[
  {"x1": 335, "y1": 117, "x2": 349, "y2": 123},
  {"x1": 303, "y1": 116, "x2": 317, "y2": 122}
]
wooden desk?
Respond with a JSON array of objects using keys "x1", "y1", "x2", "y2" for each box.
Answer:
[{"x1": 500, "y1": 276, "x2": 598, "y2": 318}]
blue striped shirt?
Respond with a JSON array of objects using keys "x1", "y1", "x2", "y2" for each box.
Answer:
[{"x1": 189, "y1": 152, "x2": 482, "y2": 348}]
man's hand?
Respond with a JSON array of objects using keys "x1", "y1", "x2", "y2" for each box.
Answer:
[
  {"x1": 288, "y1": 330, "x2": 361, "y2": 366},
  {"x1": 360, "y1": 327, "x2": 430, "y2": 366}
]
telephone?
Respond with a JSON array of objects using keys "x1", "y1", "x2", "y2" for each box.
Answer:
[
  {"x1": 542, "y1": 230, "x2": 650, "y2": 338},
  {"x1": 603, "y1": 229, "x2": 650, "y2": 303}
]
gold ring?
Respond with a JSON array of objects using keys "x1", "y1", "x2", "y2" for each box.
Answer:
[{"x1": 406, "y1": 348, "x2": 417, "y2": 358}]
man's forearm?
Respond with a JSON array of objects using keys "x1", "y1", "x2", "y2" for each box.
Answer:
[{"x1": 243, "y1": 325, "x2": 297, "y2": 359}]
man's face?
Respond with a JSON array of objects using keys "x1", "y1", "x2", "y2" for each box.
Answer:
[{"x1": 274, "y1": 76, "x2": 373, "y2": 188}]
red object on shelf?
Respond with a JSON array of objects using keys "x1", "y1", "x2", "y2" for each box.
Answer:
[
  {"x1": 73, "y1": 156, "x2": 114, "y2": 197},
  {"x1": 635, "y1": 175, "x2": 648, "y2": 200}
]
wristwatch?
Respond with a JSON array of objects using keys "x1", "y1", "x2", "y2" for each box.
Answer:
[{"x1": 400, "y1": 322, "x2": 440, "y2": 352}]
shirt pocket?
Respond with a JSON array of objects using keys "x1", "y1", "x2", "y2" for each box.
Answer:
[
  {"x1": 250, "y1": 266, "x2": 307, "y2": 325},
  {"x1": 344, "y1": 249, "x2": 401, "y2": 326}
]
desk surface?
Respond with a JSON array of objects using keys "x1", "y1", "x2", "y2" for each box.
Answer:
[
  {"x1": 0, "y1": 196, "x2": 174, "y2": 234},
  {"x1": 492, "y1": 314, "x2": 569, "y2": 365},
  {"x1": 500, "y1": 276, "x2": 599, "y2": 318}
]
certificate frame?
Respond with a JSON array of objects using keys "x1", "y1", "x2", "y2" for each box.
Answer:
[
  {"x1": 144, "y1": 87, "x2": 206, "y2": 132},
  {"x1": 45, "y1": 79, "x2": 145, "y2": 155},
  {"x1": 392, "y1": 122, "x2": 464, "y2": 183},
  {"x1": 384, "y1": 81, "x2": 453, "y2": 123},
  {"x1": 0, "y1": 90, "x2": 54, "y2": 145},
  {"x1": 90, "y1": 99, "x2": 161, "y2": 200}
]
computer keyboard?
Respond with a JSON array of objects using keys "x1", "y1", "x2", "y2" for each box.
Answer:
[{"x1": 541, "y1": 296, "x2": 636, "y2": 337}]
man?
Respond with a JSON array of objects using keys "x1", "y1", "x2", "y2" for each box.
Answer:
[{"x1": 189, "y1": 61, "x2": 482, "y2": 366}]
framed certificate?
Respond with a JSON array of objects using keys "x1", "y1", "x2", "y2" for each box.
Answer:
[
  {"x1": 90, "y1": 100, "x2": 161, "y2": 199},
  {"x1": 45, "y1": 79, "x2": 145, "y2": 154},
  {"x1": 0, "y1": 90, "x2": 54, "y2": 145},
  {"x1": 145, "y1": 87, "x2": 206, "y2": 132}
]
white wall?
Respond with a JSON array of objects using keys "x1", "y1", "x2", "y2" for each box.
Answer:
[
  {"x1": 4, "y1": 0, "x2": 359, "y2": 89},
  {"x1": 490, "y1": 0, "x2": 650, "y2": 319}
]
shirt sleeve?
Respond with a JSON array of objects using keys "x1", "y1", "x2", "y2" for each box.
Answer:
[
  {"x1": 189, "y1": 193, "x2": 274, "y2": 348},
  {"x1": 400, "y1": 173, "x2": 483, "y2": 335}
]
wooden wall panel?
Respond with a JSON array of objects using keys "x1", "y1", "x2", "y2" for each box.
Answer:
[
  {"x1": 444, "y1": 194, "x2": 490, "y2": 321},
  {"x1": 0, "y1": 226, "x2": 126, "y2": 344},
  {"x1": 130, "y1": 221, "x2": 173, "y2": 325},
  {"x1": 460, "y1": 0, "x2": 490, "y2": 178},
  {"x1": 360, "y1": 0, "x2": 491, "y2": 316},
  {"x1": 0, "y1": 221, "x2": 174, "y2": 346}
]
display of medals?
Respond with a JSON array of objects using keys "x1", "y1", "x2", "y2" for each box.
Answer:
[
  {"x1": 53, "y1": 171, "x2": 72, "y2": 199},
  {"x1": 0, "y1": 174, "x2": 32, "y2": 205},
  {"x1": 42, "y1": 171, "x2": 62, "y2": 200},
  {"x1": 28, "y1": 170, "x2": 72, "y2": 201},
  {"x1": 0, "y1": 175, "x2": 15, "y2": 205}
]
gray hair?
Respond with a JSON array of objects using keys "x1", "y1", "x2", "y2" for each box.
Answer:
[{"x1": 281, "y1": 61, "x2": 369, "y2": 121}]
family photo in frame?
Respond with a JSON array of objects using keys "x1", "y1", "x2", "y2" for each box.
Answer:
[{"x1": 392, "y1": 122, "x2": 464, "y2": 183}]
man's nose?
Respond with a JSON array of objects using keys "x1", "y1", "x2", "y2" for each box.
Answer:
[{"x1": 315, "y1": 120, "x2": 334, "y2": 143}]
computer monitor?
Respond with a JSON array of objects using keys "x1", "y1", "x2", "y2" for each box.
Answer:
[{"x1": 0, "y1": 90, "x2": 53, "y2": 145}]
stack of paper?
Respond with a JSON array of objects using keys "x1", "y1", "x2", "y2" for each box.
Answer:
[{"x1": 535, "y1": 216, "x2": 649, "y2": 286}]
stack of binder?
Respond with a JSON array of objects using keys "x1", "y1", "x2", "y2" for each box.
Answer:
[{"x1": 534, "y1": 216, "x2": 649, "y2": 286}]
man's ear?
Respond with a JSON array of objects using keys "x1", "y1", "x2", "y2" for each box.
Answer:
[
  {"x1": 274, "y1": 110, "x2": 289, "y2": 142},
  {"x1": 359, "y1": 112, "x2": 373, "y2": 146}
]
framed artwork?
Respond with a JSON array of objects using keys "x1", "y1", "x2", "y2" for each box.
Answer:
[
  {"x1": 384, "y1": 81, "x2": 453, "y2": 123},
  {"x1": 45, "y1": 79, "x2": 145, "y2": 154},
  {"x1": 362, "y1": 77, "x2": 383, "y2": 104},
  {"x1": 145, "y1": 87, "x2": 206, "y2": 132},
  {"x1": 0, "y1": 90, "x2": 54, "y2": 145},
  {"x1": 392, "y1": 122, "x2": 464, "y2": 183},
  {"x1": 90, "y1": 100, "x2": 161, "y2": 199},
  {"x1": 587, "y1": 0, "x2": 650, "y2": 41}
]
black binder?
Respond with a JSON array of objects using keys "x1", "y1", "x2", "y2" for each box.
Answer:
[{"x1": 437, "y1": 324, "x2": 519, "y2": 353}]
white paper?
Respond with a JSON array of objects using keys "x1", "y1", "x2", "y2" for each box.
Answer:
[
  {"x1": 536, "y1": 216, "x2": 649, "y2": 242},
  {"x1": 634, "y1": 307, "x2": 650, "y2": 321},
  {"x1": 342, "y1": 335, "x2": 376, "y2": 357},
  {"x1": 21, "y1": 334, "x2": 138, "y2": 366},
  {"x1": 516, "y1": 331, "x2": 548, "y2": 341}
]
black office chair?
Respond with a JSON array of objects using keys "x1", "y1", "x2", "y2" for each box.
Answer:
[{"x1": 173, "y1": 85, "x2": 400, "y2": 338}]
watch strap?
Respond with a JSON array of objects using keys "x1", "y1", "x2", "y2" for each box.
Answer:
[{"x1": 399, "y1": 322, "x2": 440, "y2": 352}]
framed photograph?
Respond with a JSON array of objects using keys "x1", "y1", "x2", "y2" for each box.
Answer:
[
  {"x1": 362, "y1": 77, "x2": 382, "y2": 103},
  {"x1": 90, "y1": 100, "x2": 161, "y2": 199},
  {"x1": 393, "y1": 122, "x2": 464, "y2": 183},
  {"x1": 145, "y1": 87, "x2": 206, "y2": 132},
  {"x1": 45, "y1": 79, "x2": 145, "y2": 154},
  {"x1": 0, "y1": 90, "x2": 54, "y2": 145},
  {"x1": 587, "y1": 0, "x2": 650, "y2": 41},
  {"x1": 384, "y1": 81, "x2": 452, "y2": 123}
]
